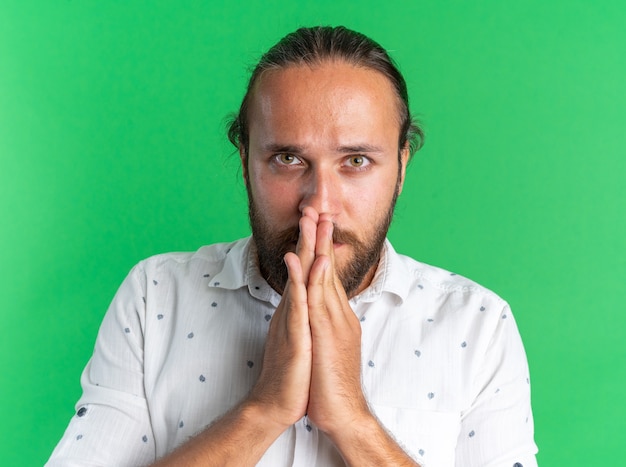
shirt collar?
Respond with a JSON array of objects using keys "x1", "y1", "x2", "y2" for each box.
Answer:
[
  {"x1": 350, "y1": 239, "x2": 411, "y2": 305},
  {"x1": 206, "y1": 237, "x2": 250, "y2": 290},
  {"x1": 208, "y1": 237, "x2": 283, "y2": 306},
  {"x1": 208, "y1": 236, "x2": 411, "y2": 307}
]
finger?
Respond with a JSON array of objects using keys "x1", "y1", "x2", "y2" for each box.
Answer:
[
  {"x1": 307, "y1": 254, "x2": 331, "y2": 326},
  {"x1": 296, "y1": 208, "x2": 319, "y2": 282},
  {"x1": 313, "y1": 220, "x2": 354, "y2": 323},
  {"x1": 301, "y1": 206, "x2": 320, "y2": 224},
  {"x1": 315, "y1": 218, "x2": 335, "y2": 270},
  {"x1": 283, "y1": 252, "x2": 309, "y2": 315},
  {"x1": 284, "y1": 251, "x2": 303, "y2": 285},
  {"x1": 270, "y1": 253, "x2": 306, "y2": 332},
  {"x1": 315, "y1": 219, "x2": 345, "y2": 293}
]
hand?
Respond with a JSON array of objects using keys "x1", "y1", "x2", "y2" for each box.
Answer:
[
  {"x1": 247, "y1": 210, "x2": 320, "y2": 430},
  {"x1": 305, "y1": 213, "x2": 369, "y2": 437}
]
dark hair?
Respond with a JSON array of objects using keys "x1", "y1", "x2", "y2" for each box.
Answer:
[{"x1": 227, "y1": 26, "x2": 424, "y2": 160}]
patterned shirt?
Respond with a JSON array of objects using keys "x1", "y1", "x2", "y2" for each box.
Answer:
[{"x1": 47, "y1": 237, "x2": 538, "y2": 466}]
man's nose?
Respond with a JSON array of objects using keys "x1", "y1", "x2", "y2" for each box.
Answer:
[{"x1": 297, "y1": 167, "x2": 339, "y2": 216}]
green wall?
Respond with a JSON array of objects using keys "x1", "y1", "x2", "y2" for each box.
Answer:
[{"x1": 1, "y1": 1, "x2": 624, "y2": 465}]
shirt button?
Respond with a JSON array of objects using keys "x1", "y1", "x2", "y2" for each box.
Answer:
[{"x1": 77, "y1": 407, "x2": 87, "y2": 417}]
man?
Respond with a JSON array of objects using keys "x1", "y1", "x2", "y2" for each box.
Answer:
[{"x1": 47, "y1": 26, "x2": 537, "y2": 466}]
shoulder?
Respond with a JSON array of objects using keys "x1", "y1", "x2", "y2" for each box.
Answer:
[
  {"x1": 408, "y1": 255, "x2": 501, "y2": 296},
  {"x1": 390, "y1": 250, "x2": 508, "y2": 314},
  {"x1": 136, "y1": 239, "x2": 244, "y2": 270}
]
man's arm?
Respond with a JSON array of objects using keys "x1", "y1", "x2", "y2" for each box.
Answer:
[{"x1": 150, "y1": 400, "x2": 283, "y2": 466}]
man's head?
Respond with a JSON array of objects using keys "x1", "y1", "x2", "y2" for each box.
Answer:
[
  {"x1": 228, "y1": 26, "x2": 424, "y2": 296},
  {"x1": 229, "y1": 26, "x2": 423, "y2": 163}
]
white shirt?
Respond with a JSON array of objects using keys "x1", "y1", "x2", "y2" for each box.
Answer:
[{"x1": 47, "y1": 237, "x2": 538, "y2": 467}]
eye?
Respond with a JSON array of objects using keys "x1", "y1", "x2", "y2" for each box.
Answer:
[
  {"x1": 274, "y1": 153, "x2": 302, "y2": 165},
  {"x1": 345, "y1": 155, "x2": 371, "y2": 168}
]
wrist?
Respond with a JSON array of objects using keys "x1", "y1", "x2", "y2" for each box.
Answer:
[
  {"x1": 240, "y1": 397, "x2": 293, "y2": 439},
  {"x1": 323, "y1": 402, "x2": 376, "y2": 444},
  {"x1": 325, "y1": 408, "x2": 419, "y2": 466}
]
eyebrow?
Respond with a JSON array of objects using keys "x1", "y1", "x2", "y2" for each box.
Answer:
[
  {"x1": 336, "y1": 144, "x2": 384, "y2": 154},
  {"x1": 262, "y1": 143, "x2": 384, "y2": 154},
  {"x1": 263, "y1": 143, "x2": 306, "y2": 154}
]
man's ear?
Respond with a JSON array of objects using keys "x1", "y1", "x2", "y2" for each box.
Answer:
[
  {"x1": 398, "y1": 143, "x2": 410, "y2": 195},
  {"x1": 239, "y1": 145, "x2": 248, "y2": 183}
]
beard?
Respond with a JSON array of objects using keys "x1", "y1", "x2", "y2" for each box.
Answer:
[{"x1": 246, "y1": 177, "x2": 400, "y2": 297}]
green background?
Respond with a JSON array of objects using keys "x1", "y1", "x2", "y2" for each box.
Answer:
[{"x1": 1, "y1": 1, "x2": 624, "y2": 465}]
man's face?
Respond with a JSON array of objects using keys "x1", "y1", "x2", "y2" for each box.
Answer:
[{"x1": 242, "y1": 61, "x2": 408, "y2": 297}]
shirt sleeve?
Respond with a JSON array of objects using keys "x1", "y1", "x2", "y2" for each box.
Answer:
[
  {"x1": 46, "y1": 264, "x2": 156, "y2": 467},
  {"x1": 455, "y1": 304, "x2": 538, "y2": 467}
]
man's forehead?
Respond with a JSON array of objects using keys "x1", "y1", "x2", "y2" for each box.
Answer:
[
  {"x1": 247, "y1": 62, "x2": 403, "y2": 137},
  {"x1": 251, "y1": 60, "x2": 399, "y2": 105}
]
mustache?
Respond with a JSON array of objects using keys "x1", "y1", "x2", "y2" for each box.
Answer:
[{"x1": 273, "y1": 224, "x2": 362, "y2": 252}]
